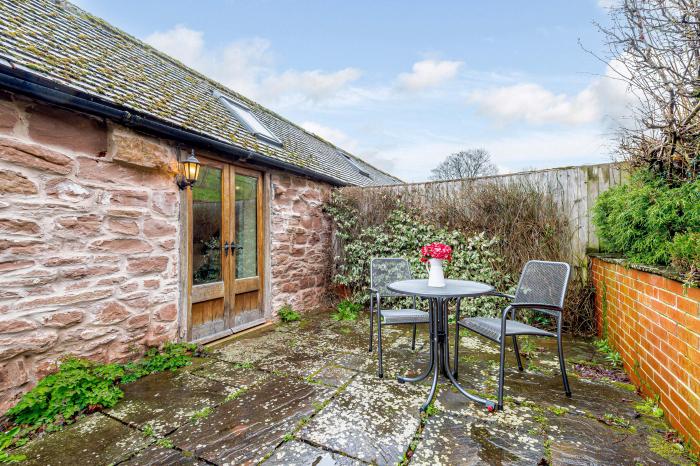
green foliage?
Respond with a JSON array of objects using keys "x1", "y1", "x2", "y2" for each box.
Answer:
[
  {"x1": 593, "y1": 170, "x2": 700, "y2": 273},
  {"x1": 155, "y1": 438, "x2": 174, "y2": 449},
  {"x1": 594, "y1": 339, "x2": 622, "y2": 368},
  {"x1": 331, "y1": 299, "x2": 363, "y2": 321},
  {"x1": 635, "y1": 397, "x2": 664, "y2": 418},
  {"x1": 326, "y1": 199, "x2": 512, "y2": 317},
  {"x1": 190, "y1": 407, "x2": 213, "y2": 421},
  {"x1": 6, "y1": 343, "x2": 197, "y2": 428},
  {"x1": 0, "y1": 428, "x2": 26, "y2": 463},
  {"x1": 278, "y1": 304, "x2": 301, "y2": 323}
]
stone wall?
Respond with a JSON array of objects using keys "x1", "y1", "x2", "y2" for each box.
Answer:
[
  {"x1": 269, "y1": 172, "x2": 333, "y2": 314},
  {"x1": 0, "y1": 92, "x2": 181, "y2": 412},
  {"x1": 591, "y1": 257, "x2": 700, "y2": 452}
]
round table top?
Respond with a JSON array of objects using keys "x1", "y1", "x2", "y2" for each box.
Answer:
[{"x1": 387, "y1": 279, "x2": 494, "y2": 298}]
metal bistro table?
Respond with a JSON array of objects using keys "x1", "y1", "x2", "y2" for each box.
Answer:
[{"x1": 387, "y1": 279, "x2": 496, "y2": 412}]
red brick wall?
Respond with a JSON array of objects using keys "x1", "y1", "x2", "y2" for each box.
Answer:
[{"x1": 591, "y1": 257, "x2": 700, "y2": 451}]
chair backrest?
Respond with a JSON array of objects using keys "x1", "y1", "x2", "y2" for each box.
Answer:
[
  {"x1": 370, "y1": 258, "x2": 413, "y2": 297},
  {"x1": 513, "y1": 260, "x2": 571, "y2": 310}
]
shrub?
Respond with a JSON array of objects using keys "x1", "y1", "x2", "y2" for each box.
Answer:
[
  {"x1": 332, "y1": 300, "x2": 363, "y2": 321},
  {"x1": 278, "y1": 305, "x2": 301, "y2": 322},
  {"x1": 593, "y1": 170, "x2": 700, "y2": 278},
  {"x1": 326, "y1": 203, "x2": 512, "y2": 318},
  {"x1": 6, "y1": 343, "x2": 198, "y2": 428}
]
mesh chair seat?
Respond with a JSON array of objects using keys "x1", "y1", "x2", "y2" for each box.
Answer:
[
  {"x1": 459, "y1": 317, "x2": 556, "y2": 343},
  {"x1": 380, "y1": 308, "x2": 429, "y2": 325}
]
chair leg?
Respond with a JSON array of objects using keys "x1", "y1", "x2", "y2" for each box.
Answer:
[
  {"x1": 497, "y1": 335, "x2": 507, "y2": 410},
  {"x1": 512, "y1": 336, "x2": 524, "y2": 371},
  {"x1": 377, "y1": 315, "x2": 384, "y2": 379},
  {"x1": 556, "y1": 315, "x2": 572, "y2": 397},
  {"x1": 411, "y1": 324, "x2": 417, "y2": 350},
  {"x1": 368, "y1": 306, "x2": 374, "y2": 353},
  {"x1": 453, "y1": 322, "x2": 460, "y2": 378}
]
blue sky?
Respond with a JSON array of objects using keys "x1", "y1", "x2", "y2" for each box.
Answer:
[{"x1": 74, "y1": 0, "x2": 628, "y2": 181}]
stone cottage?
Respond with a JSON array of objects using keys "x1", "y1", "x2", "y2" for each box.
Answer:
[{"x1": 0, "y1": 0, "x2": 399, "y2": 411}]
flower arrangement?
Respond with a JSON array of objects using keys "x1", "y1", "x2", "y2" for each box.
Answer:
[{"x1": 420, "y1": 242, "x2": 453, "y2": 262}]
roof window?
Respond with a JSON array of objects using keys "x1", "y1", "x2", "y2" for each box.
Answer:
[{"x1": 213, "y1": 90, "x2": 282, "y2": 146}]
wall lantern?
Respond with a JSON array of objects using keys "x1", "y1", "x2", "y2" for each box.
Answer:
[{"x1": 176, "y1": 147, "x2": 201, "y2": 190}]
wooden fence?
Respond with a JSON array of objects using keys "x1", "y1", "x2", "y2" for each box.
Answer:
[{"x1": 374, "y1": 162, "x2": 627, "y2": 265}]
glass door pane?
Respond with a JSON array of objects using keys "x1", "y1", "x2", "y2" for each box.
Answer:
[
  {"x1": 234, "y1": 174, "x2": 258, "y2": 278},
  {"x1": 192, "y1": 166, "x2": 222, "y2": 285}
]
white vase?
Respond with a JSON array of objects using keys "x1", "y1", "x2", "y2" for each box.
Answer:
[{"x1": 426, "y1": 258, "x2": 446, "y2": 287}]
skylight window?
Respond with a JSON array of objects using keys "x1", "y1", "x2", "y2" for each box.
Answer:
[
  {"x1": 213, "y1": 90, "x2": 282, "y2": 146},
  {"x1": 342, "y1": 153, "x2": 371, "y2": 178}
]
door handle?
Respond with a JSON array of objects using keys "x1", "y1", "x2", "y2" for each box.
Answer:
[
  {"x1": 231, "y1": 243, "x2": 243, "y2": 253},
  {"x1": 223, "y1": 241, "x2": 230, "y2": 256}
]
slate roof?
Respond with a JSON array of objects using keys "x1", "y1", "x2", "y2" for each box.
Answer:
[{"x1": 0, "y1": 0, "x2": 401, "y2": 186}]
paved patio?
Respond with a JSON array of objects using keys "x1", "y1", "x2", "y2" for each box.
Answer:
[{"x1": 16, "y1": 310, "x2": 694, "y2": 465}]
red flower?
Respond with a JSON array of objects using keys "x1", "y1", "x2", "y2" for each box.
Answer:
[{"x1": 419, "y1": 242, "x2": 452, "y2": 262}]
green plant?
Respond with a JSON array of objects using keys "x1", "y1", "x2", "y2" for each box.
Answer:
[
  {"x1": 278, "y1": 305, "x2": 301, "y2": 323},
  {"x1": 156, "y1": 438, "x2": 174, "y2": 449},
  {"x1": 635, "y1": 397, "x2": 664, "y2": 418},
  {"x1": 0, "y1": 428, "x2": 26, "y2": 463},
  {"x1": 143, "y1": 424, "x2": 155, "y2": 437},
  {"x1": 331, "y1": 299, "x2": 363, "y2": 321},
  {"x1": 225, "y1": 388, "x2": 247, "y2": 402},
  {"x1": 190, "y1": 407, "x2": 213, "y2": 421},
  {"x1": 593, "y1": 170, "x2": 700, "y2": 275},
  {"x1": 6, "y1": 343, "x2": 197, "y2": 428},
  {"x1": 282, "y1": 433, "x2": 294, "y2": 442},
  {"x1": 594, "y1": 339, "x2": 622, "y2": 368}
]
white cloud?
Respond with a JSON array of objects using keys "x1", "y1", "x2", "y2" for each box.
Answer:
[
  {"x1": 397, "y1": 60, "x2": 463, "y2": 91},
  {"x1": 467, "y1": 61, "x2": 633, "y2": 127},
  {"x1": 467, "y1": 83, "x2": 600, "y2": 125},
  {"x1": 145, "y1": 25, "x2": 361, "y2": 108},
  {"x1": 300, "y1": 121, "x2": 359, "y2": 152}
]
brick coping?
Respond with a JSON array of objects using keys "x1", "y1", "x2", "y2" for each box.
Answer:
[{"x1": 589, "y1": 253, "x2": 695, "y2": 287}]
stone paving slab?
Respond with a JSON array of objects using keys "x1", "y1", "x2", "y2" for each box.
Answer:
[
  {"x1": 411, "y1": 413, "x2": 514, "y2": 466},
  {"x1": 262, "y1": 440, "x2": 364, "y2": 465},
  {"x1": 190, "y1": 359, "x2": 270, "y2": 389},
  {"x1": 169, "y1": 375, "x2": 334, "y2": 465},
  {"x1": 16, "y1": 413, "x2": 150, "y2": 466},
  {"x1": 435, "y1": 388, "x2": 544, "y2": 464},
  {"x1": 299, "y1": 373, "x2": 426, "y2": 465},
  {"x1": 105, "y1": 370, "x2": 230, "y2": 436},
  {"x1": 312, "y1": 364, "x2": 358, "y2": 387},
  {"x1": 548, "y1": 413, "x2": 673, "y2": 465},
  {"x1": 121, "y1": 444, "x2": 206, "y2": 465}
]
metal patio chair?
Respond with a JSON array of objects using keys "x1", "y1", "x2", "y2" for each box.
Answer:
[
  {"x1": 369, "y1": 258, "x2": 429, "y2": 378},
  {"x1": 453, "y1": 260, "x2": 572, "y2": 409}
]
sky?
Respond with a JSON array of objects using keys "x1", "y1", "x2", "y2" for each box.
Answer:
[{"x1": 72, "y1": 0, "x2": 630, "y2": 182}]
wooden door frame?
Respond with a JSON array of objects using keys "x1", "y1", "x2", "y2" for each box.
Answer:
[{"x1": 177, "y1": 156, "x2": 270, "y2": 343}]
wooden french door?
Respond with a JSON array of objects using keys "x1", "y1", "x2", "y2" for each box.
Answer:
[{"x1": 188, "y1": 159, "x2": 264, "y2": 341}]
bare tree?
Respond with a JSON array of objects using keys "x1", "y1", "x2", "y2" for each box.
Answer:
[
  {"x1": 430, "y1": 149, "x2": 498, "y2": 180},
  {"x1": 593, "y1": 0, "x2": 700, "y2": 182}
]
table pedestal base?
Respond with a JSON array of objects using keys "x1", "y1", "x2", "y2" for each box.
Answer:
[{"x1": 397, "y1": 297, "x2": 495, "y2": 412}]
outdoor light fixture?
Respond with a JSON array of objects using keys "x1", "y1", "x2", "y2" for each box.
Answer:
[{"x1": 176, "y1": 147, "x2": 201, "y2": 190}]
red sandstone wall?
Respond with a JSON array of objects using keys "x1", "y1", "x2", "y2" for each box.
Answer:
[
  {"x1": 269, "y1": 172, "x2": 333, "y2": 314},
  {"x1": 0, "y1": 92, "x2": 181, "y2": 412},
  {"x1": 0, "y1": 90, "x2": 338, "y2": 412},
  {"x1": 591, "y1": 257, "x2": 700, "y2": 451}
]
